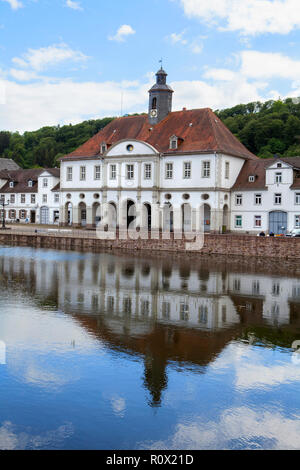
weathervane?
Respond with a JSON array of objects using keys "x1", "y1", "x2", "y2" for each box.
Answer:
[{"x1": 159, "y1": 58, "x2": 163, "y2": 69}]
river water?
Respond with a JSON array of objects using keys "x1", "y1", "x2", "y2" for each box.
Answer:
[{"x1": 0, "y1": 245, "x2": 299, "y2": 450}]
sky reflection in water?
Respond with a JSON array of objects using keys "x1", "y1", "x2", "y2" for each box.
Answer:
[{"x1": 0, "y1": 246, "x2": 299, "y2": 450}]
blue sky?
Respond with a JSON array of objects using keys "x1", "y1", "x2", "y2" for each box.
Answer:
[{"x1": 1, "y1": 0, "x2": 300, "y2": 132}]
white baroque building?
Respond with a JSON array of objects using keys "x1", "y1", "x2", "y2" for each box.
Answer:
[
  {"x1": 59, "y1": 67, "x2": 257, "y2": 232},
  {"x1": 0, "y1": 167, "x2": 60, "y2": 225}
]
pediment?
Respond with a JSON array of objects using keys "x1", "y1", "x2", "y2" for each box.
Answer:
[{"x1": 106, "y1": 139, "x2": 158, "y2": 157}]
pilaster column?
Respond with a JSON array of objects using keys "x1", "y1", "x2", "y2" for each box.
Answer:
[
  {"x1": 72, "y1": 205, "x2": 80, "y2": 228},
  {"x1": 86, "y1": 206, "x2": 93, "y2": 229},
  {"x1": 210, "y1": 209, "x2": 223, "y2": 233}
]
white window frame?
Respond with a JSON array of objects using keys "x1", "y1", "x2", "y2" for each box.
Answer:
[
  {"x1": 21, "y1": 194, "x2": 25, "y2": 204},
  {"x1": 275, "y1": 172, "x2": 282, "y2": 184},
  {"x1": 248, "y1": 175, "x2": 255, "y2": 182},
  {"x1": 255, "y1": 193, "x2": 262, "y2": 205},
  {"x1": 66, "y1": 167, "x2": 73, "y2": 182},
  {"x1": 31, "y1": 194, "x2": 36, "y2": 204},
  {"x1": 235, "y1": 194, "x2": 242, "y2": 206},
  {"x1": 165, "y1": 162, "x2": 173, "y2": 179},
  {"x1": 202, "y1": 161, "x2": 210, "y2": 178},
  {"x1": 254, "y1": 215, "x2": 262, "y2": 228},
  {"x1": 94, "y1": 165, "x2": 101, "y2": 180},
  {"x1": 43, "y1": 178, "x2": 48, "y2": 188},
  {"x1": 110, "y1": 164, "x2": 116, "y2": 180},
  {"x1": 295, "y1": 193, "x2": 300, "y2": 205},
  {"x1": 54, "y1": 193, "x2": 59, "y2": 203},
  {"x1": 225, "y1": 161, "x2": 230, "y2": 179},
  {"x1": 144, "y1": 163, "x2": 152, "y2": 180},
  {"x1": 42, "y1": 194, "x2": 47, "y2": 203},
  {"x1": 235, "y1": 215, "x2": 242, "y2": 228},
  {"x1": 80, "y1": 166, "x2": 86, "y2": 181},
  {"x1": 295, "y1": 215, "x2": 300, "y2": 228},
  {"x1": 274, "y1": 193, "x2": 282, "y2": 205},
  {"x1": 10, "y1": 194, "x2": 15, "y2": 203},
  {"x1": 183, "y1": 161, "x2": 191, "y2": 179},
  {"x1": 169, "y1": 136, "x2": 178, "y2": 150},
  {"x1": 126, "y1": 164, "x2": 134, "y2": 180},
  {"x1": 9, "y1": 182, "x2": 14, "y2": 188},
  {"x1": 28, "y1": 180, "x2": 33, "y2": 188}
]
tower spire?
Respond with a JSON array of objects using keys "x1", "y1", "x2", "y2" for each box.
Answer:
[{"x1": 148, "y1": 64, "x2": 173, "y2": 125}]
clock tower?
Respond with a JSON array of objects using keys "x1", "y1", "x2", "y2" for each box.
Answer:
[{"x1": 148, "y1": 67, "x2": 173, "y2": 125}]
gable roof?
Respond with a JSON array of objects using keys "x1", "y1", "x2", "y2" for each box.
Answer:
[
  {"x1": 232, "y1": 159, "x2": 269, "y2": 190},
  {"x1": 62, "y1": 108, "x2": 258, "y2": 161},
  {"x1": 0, "y1": 158, "x2": 20, "y2": 172},
  {"x1": 232, "y1": 156, "x2": 300, "y2": 191},
  {"x1": 0, "y1": 168, "x2": 60, "y2": 193}
]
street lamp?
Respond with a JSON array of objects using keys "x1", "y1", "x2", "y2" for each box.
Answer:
[{"x1": 0, "y1": 199, "x2": 9, "y2": 230}]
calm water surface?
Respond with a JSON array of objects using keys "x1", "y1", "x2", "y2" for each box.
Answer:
[{"x1": 0, "y1": 245, "x2": 299, "y2": 450}]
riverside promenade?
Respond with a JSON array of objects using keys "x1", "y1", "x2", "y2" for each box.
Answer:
[{"x1": 0, "y1": 224, "x2": 300, "y2": 259}]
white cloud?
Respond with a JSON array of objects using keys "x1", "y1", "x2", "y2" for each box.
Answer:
[
  {"x1": 65, "y1": 0, "x2": 83, "y2": 10},
  {"x1": 140, "y1": 407, "x2": 300, "y2": 449},
  {"x1": 0, "y1": 79, "x2": 5, "y2": 104},
  {"x1": 167, "y1": 31, "x2": 203, "y2": 54},
  {"x1": 108, "y1": 24, "x2": 136, "y2": 42},
  {"x1": 204, "y1": 68, "x2": 236, "y2": 81},
  {"x1": 1, "y1": 0, "x2": 23, "y2": 10},
  {"x1": 169, "y1": 31, "x2": 188, "y2": 45},
  {"x1": 12, "y1": 43, "x2": 89, "y2": 72},
  {"x1": 240, "y1": 50, "x2": 300, "y2": 79},
  {"x1": 0, "y1": 421, "x2": 74, "y2": 450},
  {"x1": 9, "y1": 68, "x2": 39, "y2": 82},
  {"x1": 178, "y1": 0, "x2": 300, "y2": 35},
  {"x1": 0, "y1": 77, "x2": 151, "y2": 132}
]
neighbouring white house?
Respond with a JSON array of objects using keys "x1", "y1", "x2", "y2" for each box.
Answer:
[
  {"x1": 231, "y1": 156, "x2": 300, "y2": 234},
  {"x1": 0, "y1": 166, "x2": 60, "y2": 224}
]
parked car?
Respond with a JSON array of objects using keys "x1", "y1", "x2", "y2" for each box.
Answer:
[{"x1": 286, "y1": 229, "x2": 300, "y2": 237}]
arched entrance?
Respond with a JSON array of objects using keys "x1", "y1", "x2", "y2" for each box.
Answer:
[
  {"x1": 65, "y1": 202, "x2": 72, "y2": 225},
  {"x1": 92, "y1": 202, "x2": 101, "y2": 227},
  {"x1": 203, "y1": 204, "x2": 211, "y2": 233},
  {"x1": 143, "y1": 203, "x2": 152, "y2": 231},
  {"x1": 78, "y1": 202, "x2": 86, "y2": 227},
  {"x1": 127, "y1": 200, "x2": 136, "y2": 229},
  {"x1": 269, "y1": 211, "x2": 287, "y2": 235},
  {"x1": 40, "y1": 206, "x2": 49, "y2": 225}
]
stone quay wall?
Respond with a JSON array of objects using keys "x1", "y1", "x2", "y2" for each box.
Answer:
[{"x1": 0, "y1": 230, "x2": 300, "y2": 259}]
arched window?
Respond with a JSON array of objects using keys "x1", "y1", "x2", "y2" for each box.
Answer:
[{"x1": 152, "y1": 97, "x2": 157, "y2": 110}]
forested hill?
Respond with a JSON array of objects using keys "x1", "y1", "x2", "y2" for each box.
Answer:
[
  {"x1": 0, "y1": 117, "x2": 114, "y2": 169},
  {"x1": 2, "y1": 98, "x2": 300, "y2": 168}
]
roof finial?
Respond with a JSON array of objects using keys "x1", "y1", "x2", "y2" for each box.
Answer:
[{"x1": 159, "y1": 58, "x2": 163, "y2": 69}]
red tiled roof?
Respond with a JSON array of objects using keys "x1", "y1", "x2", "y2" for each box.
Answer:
[
  {"x1": 62, "y1": 109, "x2": 258, "y2": 161},
  {"x1": 232, "y1": 159, "x2": 269, "y2": 191},
  {"x1": 232, "y1": 156, "x2": 300, "y2": 191},
  {"x1": 0, "y1": 168, "x2": 60, "y2": 193}
]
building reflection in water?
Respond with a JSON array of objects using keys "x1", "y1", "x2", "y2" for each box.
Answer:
[{"x1": 0, "y1": 248, "x2": 300, "y2": 407}]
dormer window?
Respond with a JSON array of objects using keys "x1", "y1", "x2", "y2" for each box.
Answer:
[
  {"x1": 170, "y1": 135, "x2": 178, "y2": 150},
  {"x1": 248, "y1": 175, "x2": 255, "y2": 183},
  {"x1": 28, "y1": 180, "x2": 33, "y2": 188},
  {"x1": 100, "y1": 142, "x2": 107, "y2": 154},
  {"x1": 277, "y1": 163, "x2": 282, "y2": 168},
  {"x1": 9, "y1": 181, "x2": 14, "y2": 188}
]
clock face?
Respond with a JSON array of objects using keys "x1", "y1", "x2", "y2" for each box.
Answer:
[{"x1": 150, "y1": 109, "x2": 157, "y2": 118}]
